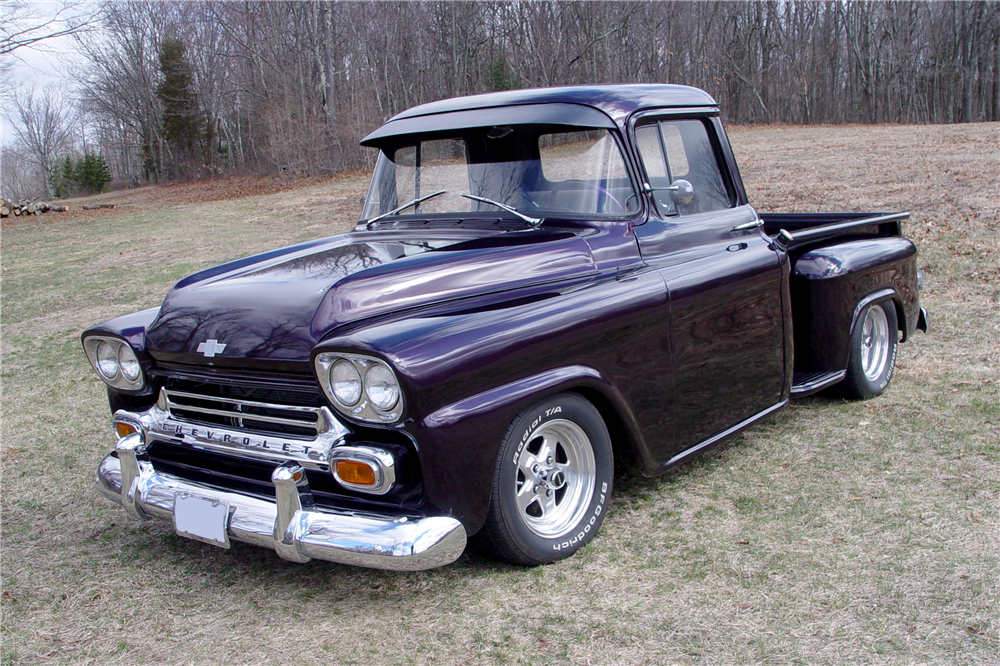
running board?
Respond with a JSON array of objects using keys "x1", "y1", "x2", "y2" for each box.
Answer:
[
  {"x1": 659, "y1": 400, "x2": 787, "y2": 471},
  {"x1": 790, "y1": 370, "x2": 846, "y2": 398}
]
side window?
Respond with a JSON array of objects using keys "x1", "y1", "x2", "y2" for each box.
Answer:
[
  {"x1": 635, "y1": 124, "x2": 675, "y2": 215},
  {"x1": 636, "y1": 119, "x2": 733, "y2": 216}
]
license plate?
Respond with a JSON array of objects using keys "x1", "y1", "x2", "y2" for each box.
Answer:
[{"x1": 173, "y1": 493, "x2": 231, "y2": 548}]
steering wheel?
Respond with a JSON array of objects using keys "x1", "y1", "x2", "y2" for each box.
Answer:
[{"x1": 549, "y1": 180, "x2": 625, "y2": 214}]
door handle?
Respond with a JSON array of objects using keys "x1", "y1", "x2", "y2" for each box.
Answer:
[{"x1": 731, "y1": 219, "x2": 763, "y2": 232}]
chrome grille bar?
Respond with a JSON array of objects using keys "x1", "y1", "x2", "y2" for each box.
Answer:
[{"x1": 163, "y1": 388, "x2": 326, "y2": 435}]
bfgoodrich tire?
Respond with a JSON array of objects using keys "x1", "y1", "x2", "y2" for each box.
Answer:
[
  {"x1": 476, "y1": 393, "x2": 614, "y2": 566},
  {"x1": 842, "y1": 301, "x2": 898, "y2": 400}
]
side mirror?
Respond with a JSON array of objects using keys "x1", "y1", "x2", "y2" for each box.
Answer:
[
  {"x1": 667, "y1": 179, "x2": 694, "y2": 205},
  {"x1": 643, "y1": 179, "x2": 695, "y2": 206}
]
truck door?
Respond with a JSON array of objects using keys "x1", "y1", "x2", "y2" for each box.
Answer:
[{"x1": 632, "y1": 116, "x2": 785, "y2": 463}]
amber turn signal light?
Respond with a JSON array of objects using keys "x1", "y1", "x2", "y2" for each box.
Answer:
[
  {"x1": 115, "y1": 422, "x2": 138, "y2": 439},
  {"x1": 334, "y1": 459, "x2": 378, "y2": 486}
]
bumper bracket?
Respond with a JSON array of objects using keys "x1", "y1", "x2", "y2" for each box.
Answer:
[{"x1": 96, "y1": 436, "x2": 467, "y2": 571}]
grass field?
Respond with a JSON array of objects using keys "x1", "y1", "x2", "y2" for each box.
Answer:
[{"x1": 2, "y1": 123, "x2": 997, "y2": 665}]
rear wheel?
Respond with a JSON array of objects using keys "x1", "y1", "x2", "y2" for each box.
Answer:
[
  {"x1": 842, "y1": 301, "x2": 898, "y2": 399},
  {"x1": 476, "y1": 393, "x2": 613, "y2": 565}
]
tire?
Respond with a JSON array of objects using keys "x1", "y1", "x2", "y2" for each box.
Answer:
[
  {"x1": 842, "y1": 301, "x2": 898, "y2": 399},
  {"x1": 476, "y1": 393, "x2": 614, "y2": 565}
]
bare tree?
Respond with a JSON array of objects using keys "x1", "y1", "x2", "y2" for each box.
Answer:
[
  {"x1": 0, "y1": 0, "x2": 97, "y2": 55},
  {"x1": 63, "y1": 0, "x2": 1000, "y2": 183},
  {"x1": 77, "y1": 2, "x2": 168, "y2": 183},
  {"x1": 0, "y1": 144, "x2": 46, "y2": 200},
  {"x1": 5, "y1": 86, "x2": 75, "y2": 198}
]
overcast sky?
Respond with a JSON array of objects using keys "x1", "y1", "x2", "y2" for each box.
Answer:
[{"x1": 2, "y1": 0, "x2": 92, "y2": 146}]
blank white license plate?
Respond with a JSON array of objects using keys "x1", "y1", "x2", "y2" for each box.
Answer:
[{"x1": 173, "y1": 493, "x2": 231, "y2": 548}]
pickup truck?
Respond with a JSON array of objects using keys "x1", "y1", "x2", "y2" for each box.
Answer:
[{"x1": 83, "y1": 84, "x2": 927, "y2": 571}]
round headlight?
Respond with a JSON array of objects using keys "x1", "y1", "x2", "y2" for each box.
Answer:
[
  {"x1": 96, "y1": 341, "x2": 119, "y2": 379},
  {"x1": 118, "y1": 344, "x2": 141, "y2": 382},
  {"x1": 330, "y1": 359, "x2": 362, "y2": 406},
  {"x1": 365, "y1": 363, "x2": 399, "y2": 411}
]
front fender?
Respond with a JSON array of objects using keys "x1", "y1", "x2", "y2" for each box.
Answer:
[
  {"x1": 81, "y1": 306, "x2": 162, "y2": 353},
  {"x1": 81, "y1": 307, "x2": 162, "y2": 405},
  {"x1": 316, "y1": 268, "x2": 671, "y2": 533}
]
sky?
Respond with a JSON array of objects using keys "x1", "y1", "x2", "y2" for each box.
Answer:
[{"x1": 2, "y1": 0, "x2": 93, "y2": 146}]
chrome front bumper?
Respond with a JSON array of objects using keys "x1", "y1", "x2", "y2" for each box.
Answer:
[{"x1": 96, "y1": 434, "x2": 467, "y2": 571}]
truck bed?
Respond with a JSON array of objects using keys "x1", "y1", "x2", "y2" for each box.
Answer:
[{"x1": 760, "y1": 212, "x2": 909, "y2": 251}]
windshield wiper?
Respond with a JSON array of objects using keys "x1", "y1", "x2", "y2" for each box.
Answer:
[
  {"x1": 366, "y1": 190, "x2": 447, "y2": 229},
  {"x1": 460, "y1": 193, "x2": 542, "y2": 227}
]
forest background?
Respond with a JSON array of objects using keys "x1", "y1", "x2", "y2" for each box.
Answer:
[{"x1": 2, "y1": 0, "x2": 999, "y2": 200}]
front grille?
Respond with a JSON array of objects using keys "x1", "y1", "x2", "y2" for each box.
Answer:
[
  {"x1": 146, "y1": 440, "x2": 425, "y2": 515},
  {"x1": 162, "y1": 378, "x2": 326, "y2": 439},
  {"x1": 143, "y1": 374, "x2": 425, "y2": 511}
]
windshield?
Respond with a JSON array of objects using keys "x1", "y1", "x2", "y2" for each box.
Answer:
[{"x1": 361, "y1": 126, "x2": 639, "y2": 223}]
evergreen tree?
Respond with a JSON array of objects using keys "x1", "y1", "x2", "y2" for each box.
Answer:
[
  {"x1": 488, "y1": 56, "x2": 517, "y2": 92},
  {"x1": 54, "y1": 155, "x2": 75, "y2": 198},
  {"x1": 157, "y1": 37, "x2": 204, "y2": 176},
  {"x1": 77, "y1": 153, "x2": 113, "y2": 193}
]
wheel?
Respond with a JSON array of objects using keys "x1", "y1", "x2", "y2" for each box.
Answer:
[
  {"x1": 476, "y1": 393, "x2": 614, "y2": 565},
  {"x1": 842, "y1": 301, "x2": 898, "y2": 399}
]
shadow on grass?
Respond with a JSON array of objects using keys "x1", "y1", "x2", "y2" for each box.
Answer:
[
  {"x1": 610, "y1": 390, "x2": 858, "y2": 504},
  {"x1": 81, "y1": 390, "x2": 870, "y2": 598}
]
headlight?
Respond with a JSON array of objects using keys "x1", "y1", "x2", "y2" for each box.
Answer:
[
  {"x1": 118, "y1": 344, "x2": 141, "y2": 382},
  {"x1": 96, "y1": 341, "x2": 119, "y2": 378},
  {"x1": 83, "y1": 336, "x2": 145, "y2": 390},
  {"x1": 315, "y1": 352, "x2": 403, "y2": 423},
  {"x1": 365, "y1": 363, "x2": 399, "y2": 411},
  {"x1": 330, "y1": 359, "x2": 362, "y2": 406}
]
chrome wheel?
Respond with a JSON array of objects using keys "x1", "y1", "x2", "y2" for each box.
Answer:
[
  {"x1": 860, "y1": 304, "x2": 890, "y2": 382},
  {"x1": 514, "y1": 419, "x2": 596, "y2": 539},
  {"x1": 479, "y1": 393, "x2": 613, "y2": 565}
]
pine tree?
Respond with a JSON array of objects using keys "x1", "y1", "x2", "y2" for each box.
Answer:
[
  {"x1": 73, "y1": 153, "x2": 112, "y2": 193},
  {"x1": 157, "y1": 37, "x2": 204, "y2": 176},
  {"x1": 54, "y1": 155, "x2": 75, "y2": 198}
]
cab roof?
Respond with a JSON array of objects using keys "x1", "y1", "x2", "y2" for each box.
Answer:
[
  {"x1": 393, "y1": 84, "x2": 717, "y2": 122},
  {"x1": 361, "y1": 84, "x2": 717, "y2": 146}
]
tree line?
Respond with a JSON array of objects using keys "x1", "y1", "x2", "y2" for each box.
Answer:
[{"x1": 4, "y1": 1, "x2": 999, "y2": 198}]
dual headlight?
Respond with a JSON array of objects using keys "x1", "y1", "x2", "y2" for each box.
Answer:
[
  {"x1": 315, "y1": 353, "x2": 403, "y2": 423},
  {"x1": 83, "y1": 336, "x2": 144, "y2": 390}
]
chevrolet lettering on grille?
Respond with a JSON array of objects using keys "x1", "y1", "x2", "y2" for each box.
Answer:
[{"x1": 161, "y1": 419, "x2": 334, "y2": 466}]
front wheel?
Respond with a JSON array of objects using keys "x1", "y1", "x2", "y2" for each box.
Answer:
[
  {"x1": 476, "y1": 393, "x2": 614, "y2": 565},
  {"x1": 842, "y1": 301, "x2": 898, "y2": 399}
]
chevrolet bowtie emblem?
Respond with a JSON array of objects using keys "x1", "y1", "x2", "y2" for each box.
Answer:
[{"x1": 197, "y1": 339, "x2": 227, "y2": 357}]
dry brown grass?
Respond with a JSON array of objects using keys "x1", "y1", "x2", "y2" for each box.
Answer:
[{"x1": 2, "y1": 123, "x2": 998, "y2": 665}]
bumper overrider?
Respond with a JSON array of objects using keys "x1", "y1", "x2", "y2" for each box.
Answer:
[{"x1": 96, "y1": 405, "x2": 467, "y2": 571}]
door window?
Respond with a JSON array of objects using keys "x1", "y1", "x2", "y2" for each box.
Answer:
[{"x1": 636, "y1": 119, "x2": 733, "y2": 216}]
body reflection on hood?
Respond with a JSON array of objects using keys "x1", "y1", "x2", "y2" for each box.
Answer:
[{"x1": 143, "y1": 229, "x2": 597, "y2": 364}]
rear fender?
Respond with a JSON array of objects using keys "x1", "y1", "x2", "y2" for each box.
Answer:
[{"x1": 790, "y1": 237, "x2": 919, "y2": 373}]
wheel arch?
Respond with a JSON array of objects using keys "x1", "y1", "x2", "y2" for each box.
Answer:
[
  {"x1": 570, "y1": 385, "x2": 647, "y2": 471},
  {"x1": 413, "y1": 364, "x2": 652, "y2": 535},
  {"x1": 848, "y1": 288, "x2": 906, "y2": 342}
]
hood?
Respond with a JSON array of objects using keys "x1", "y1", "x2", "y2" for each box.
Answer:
[{"x1": 144, "y1": 228, "x2": 597, "y2": 364}]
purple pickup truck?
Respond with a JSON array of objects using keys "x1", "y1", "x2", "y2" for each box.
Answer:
[{"x1": 83, "y1": 85, "x2": 927, "y2": 570}]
